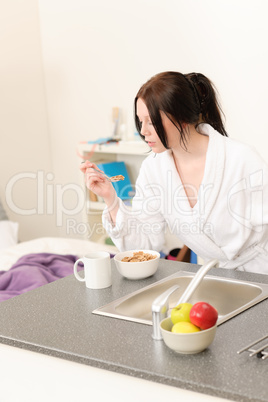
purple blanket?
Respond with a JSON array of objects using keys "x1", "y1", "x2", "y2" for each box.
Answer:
[{"x1": 0, "y1": 253, "x2": 80, "y2": 302}]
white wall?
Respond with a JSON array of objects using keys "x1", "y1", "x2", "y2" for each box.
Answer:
[
  {"x1": 0, "y1": 0, "x2": 55, "y2": 241},
  {"x1": 38, "y1": 0, "x2": 268, "y2": 239},
  {"x1": 1, "y1": 0, "x2": 268, "y2": 241},
  {"x1": 38, "y1": 0, "x2": 268, "y2": 155}
]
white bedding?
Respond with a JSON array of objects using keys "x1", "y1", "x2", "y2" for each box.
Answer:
[{"x1": 0, "y1": 237, "x2": 118, "y2": 271}]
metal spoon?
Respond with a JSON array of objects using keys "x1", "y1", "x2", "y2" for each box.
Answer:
[{"x1": 86, "y1": 165, "x2": 125, "y2": 182}]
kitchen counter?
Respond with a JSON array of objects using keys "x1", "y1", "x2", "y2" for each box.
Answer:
[{"x1": 0, "y1": 259, "x2": 267, "y2": 402}]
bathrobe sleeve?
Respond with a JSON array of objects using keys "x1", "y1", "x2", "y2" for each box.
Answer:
[
  {"x1": 102, "y1": 156, "x2": 167, "y2": 252},
  {"x1": 203, "y1": 137, "x2": 268, "y2": 272}
]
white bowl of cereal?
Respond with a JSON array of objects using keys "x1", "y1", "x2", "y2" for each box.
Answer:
[{"x1": 113, "y1": 250, "x2": 160, "y2": 280}]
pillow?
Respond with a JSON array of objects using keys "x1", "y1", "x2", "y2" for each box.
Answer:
[
  {"x1": 0, "y1": 221, "x2": 19, "y2": 251},
  {"x1": 0, "y1": 200, "x2": 8, "y2": 221}
]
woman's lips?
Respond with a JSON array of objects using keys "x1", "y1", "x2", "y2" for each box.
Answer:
[{"x1": 147, "y1": 141, "x2": 155, "y2": 147}]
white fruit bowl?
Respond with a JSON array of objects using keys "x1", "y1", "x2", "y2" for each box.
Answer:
[
  {"x1": 160, "y1": 317, "x2": 217, "y2": 354},
  {"x1": 113, "y1": 249, "x2": 160, "y2": 280}
]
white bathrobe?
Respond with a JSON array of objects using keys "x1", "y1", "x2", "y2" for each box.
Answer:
[{"x1": 102, "y1": 124, "x2": 268, "y2": 274}]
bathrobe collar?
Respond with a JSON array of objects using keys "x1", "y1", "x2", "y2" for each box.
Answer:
[
  {"x1": 163, "y1": 124, "x2": 231, "y2": 263},
  {"x1": 164, "y1": 123, "x2": 226, "y2": 223}
]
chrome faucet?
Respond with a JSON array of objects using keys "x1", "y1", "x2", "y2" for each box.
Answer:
[
  {"x1": 151, "y1": 259, "x2": 219, "y2": 340},
  {"x1": 152, "y1": 285, "x2": 179, "y2": 340},
  {"x1": 176, "y1": 259, "x2": 219, "y2": 305}
]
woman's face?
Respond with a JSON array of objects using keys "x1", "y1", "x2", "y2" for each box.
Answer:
[
  {"x1": 136, "y1": 98, "x2": 180, "y2": 152},
  {"x1": 136, "y1": 98, "x2": 166, "y2": 153}
]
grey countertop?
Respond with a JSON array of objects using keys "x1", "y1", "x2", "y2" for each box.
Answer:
[{"x1": 0, "y1": 259, "x2": 268, "y2": 402}]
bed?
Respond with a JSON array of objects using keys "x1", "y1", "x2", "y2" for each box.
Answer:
[{"x1": 0, "y1": 199, "x2": 118, "y2": 302}]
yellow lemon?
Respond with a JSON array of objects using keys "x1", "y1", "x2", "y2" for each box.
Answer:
[{"x1": 171, "y1": 321, "x2": 201, "y2": 333}]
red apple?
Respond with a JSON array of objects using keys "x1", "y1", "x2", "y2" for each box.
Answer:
[{"x1": 190, "y1": 302, "x2": 218, "y2": 330}]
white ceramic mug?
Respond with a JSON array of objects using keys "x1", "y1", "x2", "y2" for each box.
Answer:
[{"x1": 73, "y1": 251, "x2": 112, "y2": 289}]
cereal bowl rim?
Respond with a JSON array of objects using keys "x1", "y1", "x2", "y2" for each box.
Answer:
[{"x1": 113, "y1": 249, "x2": 160, "y2": 280}]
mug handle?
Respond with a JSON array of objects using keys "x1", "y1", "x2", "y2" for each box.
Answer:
[{"x1": 73, "y1": 258, "x2": 85, "y2": 282}]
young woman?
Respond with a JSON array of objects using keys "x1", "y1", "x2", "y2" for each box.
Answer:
[{"x1": 80, "y1": 71, "x2": 268, "y2": 274}]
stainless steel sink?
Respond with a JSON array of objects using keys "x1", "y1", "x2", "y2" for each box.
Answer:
[{"x1": 93, "y1": 271, "x2": 268, "y2": 325}]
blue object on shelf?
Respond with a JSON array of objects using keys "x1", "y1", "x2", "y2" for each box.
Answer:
[
  {"x1": 190, "y1": 250, "x2": 198, "y2": 264},
  {"x1": 97, "y1": 161, "x2": 134, "y2": 200},
  {"x1": 85, "y1": 137, "x2": 114, "y2": 144}
]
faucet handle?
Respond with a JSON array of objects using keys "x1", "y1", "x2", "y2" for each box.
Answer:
[{"x1": 152, "y1": 285, "x2": 179, "y2": 340}]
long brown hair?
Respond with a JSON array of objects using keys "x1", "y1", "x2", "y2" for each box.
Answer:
[{"x1": 134, "y1": 71, "x2": 227, "y2": 149}]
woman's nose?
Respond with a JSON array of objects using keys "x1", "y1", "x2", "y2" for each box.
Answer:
[{"x1": 140, "y1": 122, "x2": 150, "y2": 136}]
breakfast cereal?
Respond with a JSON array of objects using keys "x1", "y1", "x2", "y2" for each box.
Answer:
[{"x1": 121, "y1": 251, "x2": 156, "y2": 262}]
